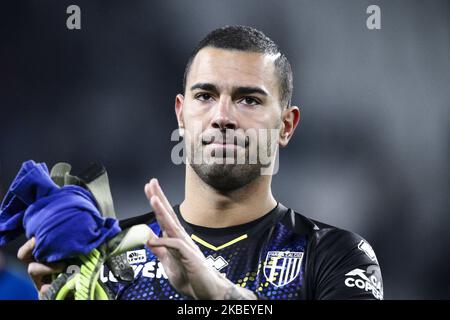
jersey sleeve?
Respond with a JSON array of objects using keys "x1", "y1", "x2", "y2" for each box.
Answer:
[{"x1": 311, "y1": 229, "x2": 383, "y2": 300}]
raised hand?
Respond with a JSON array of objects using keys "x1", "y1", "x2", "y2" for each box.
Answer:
[{"x1": 144, "y1": 178, "x2": 256, "y2": 300}]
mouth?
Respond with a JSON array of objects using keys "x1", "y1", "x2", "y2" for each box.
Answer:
[
  {"x1": 207, "y1": 143, "x2": 239, "y2": 149},
  {"x1": 201, "y1": 135, "x2": 249, "y2": 148}
]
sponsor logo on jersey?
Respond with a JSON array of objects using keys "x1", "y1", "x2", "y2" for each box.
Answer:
[
  {"x1": 357, "y1": 240, "x2": 378, "y2": 262},
  {"x1": 126, "y1": 249, "x2": 147, "y2": 264},
  {"x1": 205, "y1": 255, "x2": 228, "y2": 271},
  {"x1": 344, "y1": 267, "x2": 383, "y2": 300},
  {"x1": 100, "y1": 260, "x2": 169, "y2": 283},
  {"x1": 263, "y1": 251, "x2": 303, "y2": 287}
]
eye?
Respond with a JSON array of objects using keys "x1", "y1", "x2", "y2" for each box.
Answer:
[
  {"x1": 195, "y1": 93, "x2": 214, "y2": 102},
  {"x1": 238, "y1": 97, "x2": 260, "y2": 106}
]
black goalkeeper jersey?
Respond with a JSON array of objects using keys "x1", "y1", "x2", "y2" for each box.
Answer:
[{"x1": 100, "y1": 203, "x2": 383, "y2": 300}]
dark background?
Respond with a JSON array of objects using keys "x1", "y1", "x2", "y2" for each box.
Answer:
[{"x1": 0, "y1": 0, "x2": 448, "y2": 299}]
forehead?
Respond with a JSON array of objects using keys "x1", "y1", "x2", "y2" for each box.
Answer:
[{"x1": 187, "y1": 47, "x2": 279, "y2": 95}]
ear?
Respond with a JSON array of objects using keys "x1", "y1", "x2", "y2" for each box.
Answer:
[
  {"x1": 279, "y1": 106, "x2": 301, "y2": 147},
  {"x1": 175, "y1": 94, "x2": 185, "y2": 136}
]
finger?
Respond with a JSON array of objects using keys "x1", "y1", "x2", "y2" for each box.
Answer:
[
  {"x1": 39, "y1": 284, "x2": 52, "y2": 300},
  {"x1": 17, "y1": 237, "x2": 36, "y2": 263},
  {"x1": 146, "y1": 239, "x2": 169, "y2": 262},
  {"x1": 150, "y1": 195, "x2": 183, "y2": 238},
  {"x1": 145, "y1": 179, "x2": 183, "y2": 229},
  {"x1": 150, "y1": 179, "x2": 181, "y2": 227},
  {"x1": 147, "y1": 237, "x2": 195, "y2": 259},
  {"x1": 145, "y1": 226, "x2": 169, "y2": 260},
  {"x1": 149, "y1": 236, "x2": 206, "y2": 268},
  {"x1": 144, "y1": 180, "x2": 155, "y2": 200},
  {"x1": 28, "y1": 261, "x2": 65, "y2": 278},
  {"x1": 28, "y1": 261, "x2": 66, "y2": 292}
]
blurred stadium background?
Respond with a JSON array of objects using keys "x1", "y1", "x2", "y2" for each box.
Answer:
[{"x1": 0, "y1": 0, "x2": 448, "y2": 299}]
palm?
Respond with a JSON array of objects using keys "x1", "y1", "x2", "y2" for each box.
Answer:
[
  {"x1": 144, "y1": 179, "x2": 231, "y2": 300},
  {"x1": 156, "y1": 240, "x2": 215, "y2": 299}
]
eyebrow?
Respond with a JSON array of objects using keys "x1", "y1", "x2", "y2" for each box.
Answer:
[
  {"x1": 190, "y1": 83, "x2": 268, "y2": 97},
  {"x1": 190, "y1": 83, "x2": 219, "y2": 94}
]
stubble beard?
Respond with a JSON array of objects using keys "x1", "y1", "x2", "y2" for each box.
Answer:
[{"x1": 189, "y1": 133, "x2": 276, "y2": 192}]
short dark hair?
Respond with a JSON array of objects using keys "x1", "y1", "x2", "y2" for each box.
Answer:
[{"x1": 183, "y1": 25, "x2": 293, "y2": 108}]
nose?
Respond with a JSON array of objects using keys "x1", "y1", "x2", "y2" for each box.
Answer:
[{"x1": 210, "y1": 96, "x2": 237, "y2": 130}]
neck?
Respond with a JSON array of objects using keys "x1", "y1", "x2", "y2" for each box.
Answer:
[{"x1": 180, "y1": 165, "x2": 277, "y2": 228}]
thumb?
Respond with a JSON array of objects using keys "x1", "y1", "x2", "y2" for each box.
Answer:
[
  {"x1": 147, "y1": 239, "x2": 169, "y2": 263},
  {"x1": 146, "y1": 227, "x2": 167, "y2": 262}
]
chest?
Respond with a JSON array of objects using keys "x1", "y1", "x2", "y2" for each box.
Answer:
[{"x1": 103, "y1": 227, "x2": 309, "y2": 300}]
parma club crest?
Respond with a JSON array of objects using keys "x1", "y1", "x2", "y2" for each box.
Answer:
[{"x1": 263, "y1": 251, "x2": 304, "y2": 287}]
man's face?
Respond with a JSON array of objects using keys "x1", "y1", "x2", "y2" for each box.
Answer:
[{"x1": 177, "y1": 47, "x2": 284, "y2": 191}]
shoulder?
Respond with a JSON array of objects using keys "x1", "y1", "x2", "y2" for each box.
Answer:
[
  {"x1": 281, "y1": 206, "x2": 369, "y2": 243},
  {"x1": 282, "y1": 205, "x2": 378, "y2": 263},
  {"x1": 282, "y1": 206, "x2": 383, "y2": 300},
  {"x1": 311, "y1": 219, "x2": 378, "y2": 262}
]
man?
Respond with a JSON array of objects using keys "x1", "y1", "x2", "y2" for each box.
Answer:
[{"x1": 17, "y1": 25, "x2": 383, "y2": 300}]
